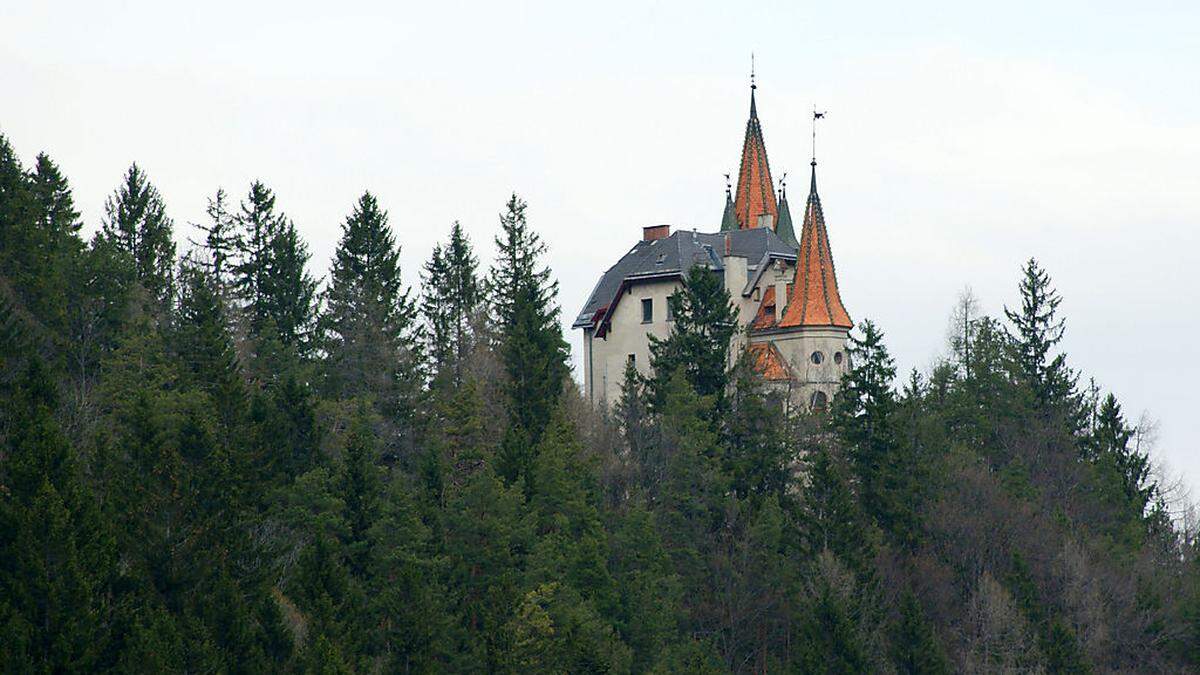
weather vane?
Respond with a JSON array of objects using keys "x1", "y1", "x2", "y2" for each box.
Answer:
[
  {"x1": 779, "y1": 171, "x2": 788, "y2": 194},
  {"x1": 812, "y1": 107, "x2": 827, "y2": 163}
]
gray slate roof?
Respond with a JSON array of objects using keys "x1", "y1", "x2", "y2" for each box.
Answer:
[{"x1": 573, "y1": 227, "x2": 796, "y2": 329}]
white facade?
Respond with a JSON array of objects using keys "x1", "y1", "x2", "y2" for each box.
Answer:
[{"x1": 580, "y1": 250, "x2": 850, "y2": 409}]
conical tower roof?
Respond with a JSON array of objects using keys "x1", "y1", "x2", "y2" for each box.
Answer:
[
  {"x1": 775, "y1": 183, "x2": 798, "y2": 247},
  {"x1": 778, "y1": 162, "x2": 852, "y2": 329},
  {"x1": 720, "y1": 184, "x2": 738, "y2": 231},
  {"x1": 732, "y1": 86, "x2": 777, "y2": 229}
]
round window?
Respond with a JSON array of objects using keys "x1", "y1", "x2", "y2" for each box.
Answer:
[
  {"x1": 833, "y1": 351, "x2": 844, "y2": 365},
  {"x1": 810, "y1": 351, "x2": 824, "y2": 365},
  {"x1": 810, "y1": 390, "x2": 828, "y2": 410}
]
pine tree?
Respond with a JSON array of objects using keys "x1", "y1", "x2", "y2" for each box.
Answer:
[
  {"x1": 173, "y1": 263, "x2": 246, "y2": 430},
  {"x1": 233, "y1": 181, "x2": 316, "y2": 354},
  {"x1": 489, "y1": 194, "x2": 568, "y2": 482},
  {"x1": 100, "y1": 163, "x2": 176, "y2": 307},
  {"x1": 723, "y1": 356, "x2": 790, "y2": 501},
  {"x1": 648, "y1": 264, "x2": 737, "y2": 408},
  {"x1": 422, "y1": 221, "x2": 481, "y2": 385},
  {"x1": 320, "y1": 192, "x2": 421, "y2": 429},
  {"x1": 890, "y1": 591, "x2": 950, "y2": 674},
  {"x1": 1004, "y1": 258, "x2": 1080, "y2": 420},
  {"x1": 191, "y1": 188, "x2": 238, "y2": 294},
  {"x1": 831, "y1": 319, "x2": 924, "y2": 543},
  {"x1": 0, "y1": 360, "x2": 114, "y2": 671}
]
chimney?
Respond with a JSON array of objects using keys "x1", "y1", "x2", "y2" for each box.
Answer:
[
  {"x1": 642, "y1": 224, "x2": 670, "y2": 241},
  {"x1": 772, "y1": 259, "x2": 789, "y2": 322}
]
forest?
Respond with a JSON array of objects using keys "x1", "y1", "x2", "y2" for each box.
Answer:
[{"x1": 1, "y1": 130, "x2": 1198, "y2": 673}]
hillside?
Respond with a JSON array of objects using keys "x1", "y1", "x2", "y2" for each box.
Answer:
[{"x1": 1, "y1": 131, "x2": 1198, "y2": 672}]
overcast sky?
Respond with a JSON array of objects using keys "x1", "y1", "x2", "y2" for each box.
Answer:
[{"x1": 3, "y1": 0, "x2": 1197, "y2": 502}]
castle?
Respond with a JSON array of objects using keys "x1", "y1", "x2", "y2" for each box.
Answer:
[{"x1": 573, "y1": 80, "x2": 853, "y2": 411}]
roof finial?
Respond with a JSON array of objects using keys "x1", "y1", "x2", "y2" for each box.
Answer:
[
  {"x1": 724, "y1": 172, "x2": 732, "y2": 196},
  {"x1": 811, "y1": 106, "x2": 826, "y2": 165},
  {"x1": 750, "y1": 52, "x2": 756, "y2": 90},
  {"x1": 779, "y1": 171, "x2": 788, "y2": 197}
]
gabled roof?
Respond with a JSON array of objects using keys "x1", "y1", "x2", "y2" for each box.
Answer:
[
  {"x1": 747, "y1": 342, "x2": 793, "y2": 381},
  {"x1": 573, "y1": 227, "x2": 795, "y2": 330},
  {"x1": 733, "y1": 87, "x2": 777, "y2": 229},
  {"x1": 777, "y1": 162, "x2": 852, "y2": 329}
]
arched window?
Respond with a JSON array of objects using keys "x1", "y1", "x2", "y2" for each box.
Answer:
[
  {"x1": 810, "y1": 390, "x2": 828, "y2": 411},
  {"x1": 833, "y1": 351, "x2": 844, "y2": 365},
  {"x1": 810, "y1": 351, "x2": 824, "y2": 365}
]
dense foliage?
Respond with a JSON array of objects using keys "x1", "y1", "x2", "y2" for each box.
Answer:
[{"x1": 1, "y1": 130, "x2": 1197, "y2": 672}]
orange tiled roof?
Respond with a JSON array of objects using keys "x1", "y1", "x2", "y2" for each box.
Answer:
[
  {"x1": 733, "y1": 88, "x2": 777, "y2": 230},
  {"x1": 778, "y1": 163, "x2": 852, "y2": 329},
  {"x1": 747, "y1": 342, "x2": 792, "y2": 381}
]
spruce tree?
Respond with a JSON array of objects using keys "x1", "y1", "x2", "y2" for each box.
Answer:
[
  {"x1": 422, "y1": 221, "x2": 481, "y2": 385},
  {"x1": 173, "y1": 263, "x2": 246, "y2": 430},
  {"x1": 233, "y1": 181, "x2": 316, "y2": 354},
  {"x1": 648, "y1": 264, "x2": 737, "y2": 408},
  {"x1": 1004, "y1": 258, "x2": 1080, "y2": 420},
  {"x1": 100, "y1": 163, "x2": 176, "y2": 307},
  {"x1": 831, "y1": 319, "x2": 923, "y2": 543},
  {"x1": 489, "y1": 194, "x2": 568, "y2": 482},
  {"x1": 320, "y1": 192, "x2": 420, "y2": 428},
  {"x1": 191, "y1": 188, "x2": 238, "y2": 294}
]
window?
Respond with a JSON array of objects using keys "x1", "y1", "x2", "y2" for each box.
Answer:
[
  {"x1": 810, "y1": 351, "x2": 824, "y2": 365},
  {"x1": 833, "y1": 351, "x2": 844, "y2": 365},
  {"x1": 627, "y1": 353, "x2": 636, "y2": 365},
  {"x1": 641, "y1": 298, "x2": 653, "y2": 323},
  {"x1": 810, "y1": 390, "x2": 828, "y2": 411},
  {"x1": 666, "y1": 297, "x2": 675, "y2": 321}
]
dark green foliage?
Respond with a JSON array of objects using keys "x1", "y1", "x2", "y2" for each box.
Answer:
[
  {"x1": 100, "y1": 163, "x2": 176, "y2": 308},
  {"x1": 648, "y1": 263, "x2": 737, "y2": 407},
  {"x1": 890, "y1": 591, "x2": 950, "y2": 674},
  {"x1": 320, "y1": 193, "x2": 422, "y2": 448},
  {"x1": 489, "y1": 194, "x2": 569, "y2": 481},
  {"x1": 1005, "y1": 258, "x2": 1080, "y2": 420},
  {"x1": 233, "y1": 181, "x2": 317, "y2": 355},
  {"x1": 0, "y1": 131, "x2": 1195, "y2": 672},
  {"x1": 422, "y1": 221, "x2": 481, "y2": 386}
]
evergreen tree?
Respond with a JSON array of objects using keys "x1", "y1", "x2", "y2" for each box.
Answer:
[
  {"x1": 233, "y1": 181, "x2": 316, "y2": 354},
  {"x1": 489, "y1": 194, "x2": 568, "y2": 482},
  {"x1": 321, "y1": 192, "x2": 421, "y2": 429},
  {"x1": 1004, "y1": 258, "x2": 1080, "y2": 420},
  {"x1": 100, "y1": 163, "x2": 176, "y2": 307},
  {"x1": 0, "y1": 360, "x2": 113, "y2": 671},
  {"x1": 191, "y1": 188, "x2": 239, "y2": 293},
  {"x1": 890, "y1": 591, "x2": 950, "y2": 674},
  {"x1": 173, "y1": 263, "x2": 245, "y2": 430},
  {"x1": 1088, "y1": 393, "x2": 1153, "y2": 516},
  {"x1": 422, "y1": 221, "x2": 480, "y2": 385},
  {"x1": 648, "y1": 264, "x2": 737, "y2": 408},
  {"x1": 831, "y1": 319, "x2": 924, "y2": 544}
]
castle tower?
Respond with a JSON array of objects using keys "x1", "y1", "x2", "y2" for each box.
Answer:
[
  {"x1": 748, "y1": 159, "x2": 852, "y2": 410},
  {"x1": 722, "y1": 79, "x2": 778, "y2": 232}
]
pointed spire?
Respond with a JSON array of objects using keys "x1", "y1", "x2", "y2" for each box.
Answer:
[
  {"x1": 775, "y1": 174, "x2": 798, "y2": 247},
  {"x1": 733, "y1": 70, "x2": 776, "y2": 230},
  {"x1": 778, "y1": 160, "x2": 852, "y2": 329},
  {"x1": 720, "y1": 174, "x2": 738, "y2": 231}
]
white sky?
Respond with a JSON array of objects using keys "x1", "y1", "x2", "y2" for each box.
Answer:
[{"x1": 3, "y1": 1, "x2": 1197, "y2": 501}]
